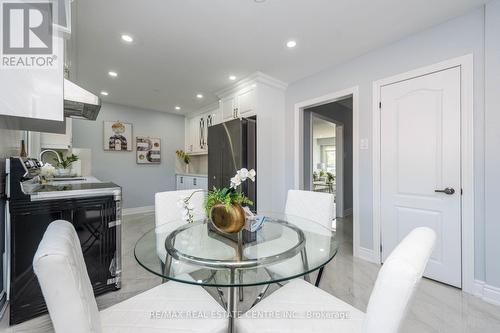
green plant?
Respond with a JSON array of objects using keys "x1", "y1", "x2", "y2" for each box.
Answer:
[
  {"x1": 54, "y1": 152, "x2": 79, "y2": 169},
  {"x1": 176, "y1": 150, "x2": 191, "y2": 164},
  {"x1": 205, "y1": 187, "x2": 253, "y2": 215},
  {"x1": 327, "y1": 172, "x2": 335, "y2": 183},
  {"x1": 319, "y1": 169, "x2": 326, "y2": 177},
  {"x1": 205, "y1": 168, "x2": 256, "y2": 215}
]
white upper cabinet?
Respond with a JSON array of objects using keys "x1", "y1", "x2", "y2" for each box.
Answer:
[
  {"x1": 221, "y1": 97, "x2": 236, "y2": 121},
  {"x1": 184, "y1": 73, "x2": 287, "y2": 158},
  {"x1": 236, "y1": 87, "x2": 256, "y2": 117},
  {"x1": 221, "y1": 86, "x2": 256, "y2": 121},
  {"x1": 185, "y1": 104, "x2": 219, "y2": 155},
  {"x1": 40, "y1": 117, "x2": 73, "y2": 149},
  {"x1": 0, "y1": 37, "x2": 64, "y2": 122}
]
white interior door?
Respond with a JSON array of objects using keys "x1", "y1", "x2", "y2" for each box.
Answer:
[{"x1": 380, "y1": 67, "x2": 462, "y2": 288}]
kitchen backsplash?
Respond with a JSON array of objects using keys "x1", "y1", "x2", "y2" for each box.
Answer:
[
  {"x1": 176, "y1": 154, "x2": 208, "y2": 175},
  {"x1": 0, "y1": 129, "x2": 24, "y2": 196}
]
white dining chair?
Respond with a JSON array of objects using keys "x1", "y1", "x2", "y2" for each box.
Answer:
[
  {"x1": 155, "y1": 189, "x2": 207, "y2": 265},
  {"x1": 33, "y1": 220, "x2": 227, "y2": 333},
  {"x1": 285, "y1": 189, "x2": 336, "y2": 228},
  {"x1": 236, "y1": 227, "x2": 436, "y2": 333},
  {"x1": 269, "y1": 190, "x2": 336, "y2": 286}
]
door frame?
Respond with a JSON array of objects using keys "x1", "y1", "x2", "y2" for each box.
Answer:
[
  {"x1": 372, "y1": 54, "x2": 474, "y2": 293},
  {"x1": 309, "y1": 112, "x2": 345, "y2": 217},
  {"x1": 294, "y1": 86, "x2": 360, "y2": 256}
]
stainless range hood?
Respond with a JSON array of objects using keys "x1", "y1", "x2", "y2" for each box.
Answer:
[{"x1": 64, "y1": 79, "x2": 102, "y2": 120}]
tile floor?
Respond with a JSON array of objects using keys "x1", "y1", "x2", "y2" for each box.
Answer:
[{"x1": 1, "y1": 212, "x2": 500, "y2": 332}]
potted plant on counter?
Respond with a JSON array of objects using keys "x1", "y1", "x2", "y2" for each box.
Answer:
[
  {"x1": 205, "y1": 168, "x2": 255, "y2": 233},
  {"x1": 53, "y1": 152, "x2": 79, "y2": 177},
  {"x1": 176, "y1": 150, "x2": 191, "y2": 173}
]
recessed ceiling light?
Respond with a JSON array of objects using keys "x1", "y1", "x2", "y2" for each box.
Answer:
[
  {"x1": 100, "y1": 91, "x2": 109, "y2": 96},
  {"x1": 121, "y1": 34, "x2": 134, "y2": 43},
  {"x1": 196, "y1": 94, "x2": 203, "y2": 99},
  {"x1": 286, "y1": 40, "x2": 297, "y2": 48},
  {"x1": 108, "y1": 71, "x2": 118, "y2": 77},
  {"x1": 254, "y1": 0, "x2": 266, "y2": 2},
  {"x1": 229, "y1": 75, "x2": 237, "y2": 81},
  {"x1": 175, "y1": 106, "x2": 181, "y2": 110}
]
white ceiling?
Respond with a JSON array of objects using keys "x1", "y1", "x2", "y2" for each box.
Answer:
[{"x1": 71, "y1": 0, "x2": 485, "y2": 114}]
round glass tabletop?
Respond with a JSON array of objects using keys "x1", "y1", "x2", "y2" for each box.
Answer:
[{"x1": 134, "y1": 212, "x2": 338, "y2": 287}]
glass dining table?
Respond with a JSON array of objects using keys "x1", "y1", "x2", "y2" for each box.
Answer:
[{"x1": 134, "y1": 212, "x2": 338, "y2": 333}]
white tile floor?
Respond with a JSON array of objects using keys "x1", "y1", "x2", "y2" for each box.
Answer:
[{"x1": 2, "y1": 212, "x2": 500, "y2": 332}]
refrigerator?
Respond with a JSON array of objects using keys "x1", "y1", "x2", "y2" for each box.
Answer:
[{"x1": 208, "y1": 118, "x2": 257, "y2": 211}]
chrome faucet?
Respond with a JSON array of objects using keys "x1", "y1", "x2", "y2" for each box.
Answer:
[{"x1": 39, "y1": 150, "x2": 62, "y2": 165}]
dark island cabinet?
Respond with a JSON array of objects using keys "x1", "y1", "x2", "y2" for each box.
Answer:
[{"x1": 9, "y1": 196, "x2": 120, "y2": 325}]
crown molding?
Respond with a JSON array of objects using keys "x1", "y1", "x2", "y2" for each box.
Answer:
[{"x1": 215, "y1": 71, "x2": 288, "y2": 98}]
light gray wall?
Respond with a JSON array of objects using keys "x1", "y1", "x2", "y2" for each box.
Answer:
[
  {"x1": 283, "y1": 8, "x2": 487, "y2": 282},
  {"x1": 72, "y1": 103, "x2": 185, "y2": 209},
  {"x1": 484, "y1": 0, "x2": 500, "y2": 289},
  {"x1": 309, "y1": 102, "x2": 353, "y2": 212}
]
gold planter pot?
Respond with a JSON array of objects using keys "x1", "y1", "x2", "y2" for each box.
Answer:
[{"x1": 210, "y1": 203, "x2": 245, "y2": 234}]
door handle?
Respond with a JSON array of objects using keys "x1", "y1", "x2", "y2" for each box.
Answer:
[{"x1": 435, "y1": 187, "x2": 455, "y2": 195}]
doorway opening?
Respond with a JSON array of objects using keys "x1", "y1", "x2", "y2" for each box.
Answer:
[{"x1": 303, "y1": 97, "x2": 353, "y2": 232}]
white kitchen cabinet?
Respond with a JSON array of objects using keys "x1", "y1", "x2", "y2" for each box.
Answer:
[
  {"x1": 40, "y1": 117, "x2": 73, "y2": 149},
  {"x1": 176, "y1": 175, "x2": 186, "y2": 190},
  {"x1": 221, "y1": 97, "x2": 236, "y2": 121},
  {"x1": 185, "y1": 105, "x2": 219, "y2": 155},
  {"x1": 176, "y1": 175, "x2": 208, "y2": 191},
  {"x1": 221, "y1": 86, "x2": 256, "y2": 121},
  {"x1": 185, "y1": 117, "x2": 199, "y2": 153},
  {"x1": 0, "y1": 37, "x2": 64, "y2": 122}
]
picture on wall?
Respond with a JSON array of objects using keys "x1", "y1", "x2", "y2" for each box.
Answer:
[
  {"x1": 104, "y1": 121, "x2": 133, "y2": 151},
  {"x1": 136, "y1": 137, "x2": 161, "y2": 164}
]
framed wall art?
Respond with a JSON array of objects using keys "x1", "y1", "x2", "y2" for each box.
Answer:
[
  {"x1": 103, "y1": 121, "x2": 133, "y2": 151},
  {"x1": 136, "y1": 137, "x2": 161, "y2": 164}
]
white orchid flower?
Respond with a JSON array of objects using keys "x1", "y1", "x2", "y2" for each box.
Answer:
[
  {"x1": 237, "y1": 168, "x2": 249, "y2": 181},
  {"x1": 247, "y1": 169, "x2": 256, "y2": 182},
  {"x1": 230, "y1": 174, "x2": 242, "y2": 188},
  {"x1": 230, "y1": 168, "x2": 257, "y2": 188},
  {"x1": 186, "y1": 201, "x2": 194, "y2": 210}
]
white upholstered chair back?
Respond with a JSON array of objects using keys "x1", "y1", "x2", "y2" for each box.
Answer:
[
  {"x1": 154, "y1": 189, "x2": 207, "y2": 264},
  {"x1": 33, "y1": 220, "x2": 102, "y2": 333},
  {"x1": 284, "y1": 189, "x2": 335, "y2": 228},
  {"x1": 362, "y1": 227, "x2": 436, "y2": 333},
  {"x1": 155, "y1": 189, "x2": 207, "y2": 228}
]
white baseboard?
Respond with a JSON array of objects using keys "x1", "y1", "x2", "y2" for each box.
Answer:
[
  {"x1": 122, "y1": 205, "x2": 155, "y2": 216},
  {"x1": 473, "y1": 280, "x2": 500, "y2": 306},
  {"x1": 355, "y1": 246, "x2": 379, "y2": 264},
  {"x1": 343, "y1": 208, "x2": 353, "y2": 216}
]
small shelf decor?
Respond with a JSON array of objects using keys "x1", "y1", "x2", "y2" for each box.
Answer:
[
  {"x1": 176, "y1": 150, "x2": 191, "y2": 173},
  {"x1": 205, "y1": 168, "x2": 255, "y2": 234}
]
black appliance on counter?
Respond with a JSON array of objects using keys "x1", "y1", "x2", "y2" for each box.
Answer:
[
  {"x1": 5, "y1": 157, "x2": 122, "y2": 325},
  {"x1": 208, "y1": 118, "x2": 257, "y2": 211}
]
